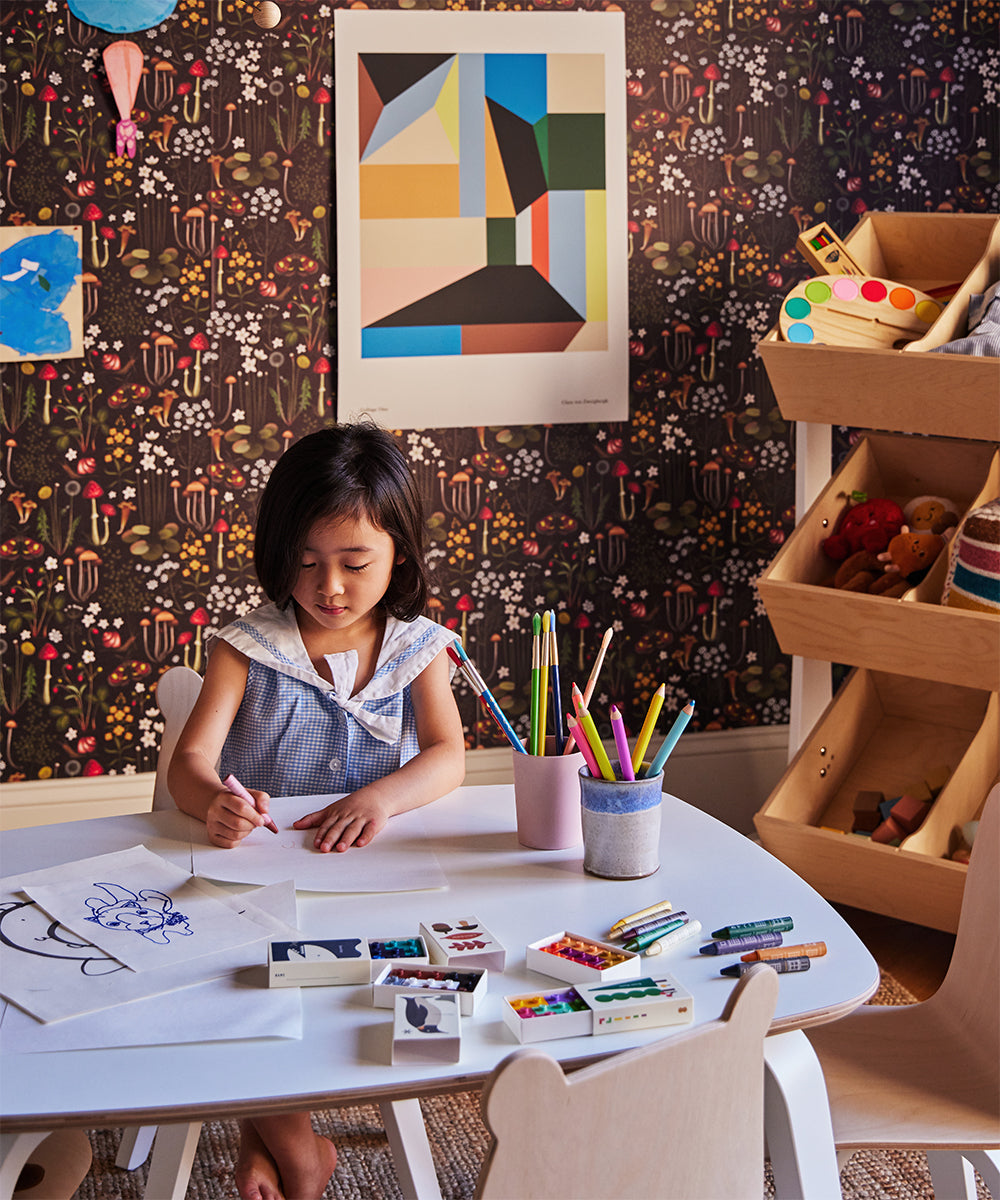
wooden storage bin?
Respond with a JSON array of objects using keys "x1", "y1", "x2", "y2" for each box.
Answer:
[
  {"x1": 757, "y1": 432, "x2": 1000, "y2": 691},
  {"x1": 758, "y1": 212, "x2": 1000, "y2": 441},
  {"x1": 754, "y1": 670, "x2": 998, "y2": 932}
]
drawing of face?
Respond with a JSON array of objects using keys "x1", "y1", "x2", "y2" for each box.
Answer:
[
  {"x1": 0, "y1": 899, "x2": 124, "y2": 975},
  {"x1": 85, "y1": 883, "x2": 193, "y2": 945}
]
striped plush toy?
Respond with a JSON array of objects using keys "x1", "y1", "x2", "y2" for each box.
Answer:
[{"x1": 942, "y1": 497, "x2": 1000, "y2": 614}]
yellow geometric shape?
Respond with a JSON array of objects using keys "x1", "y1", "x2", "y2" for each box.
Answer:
[
  {"x1": 436, "y1": 58, "x2": 461, "y2": 160},
  {"x1": 585, "y1": 189, "x2": 607, "y2": 322},
  {"x1": 360, "y1": 164, "x2": 461, "y2": 220}
]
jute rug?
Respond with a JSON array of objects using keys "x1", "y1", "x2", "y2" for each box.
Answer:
[{"x1": 24, "y1": 972, "x2": 991, "y2": 1200}]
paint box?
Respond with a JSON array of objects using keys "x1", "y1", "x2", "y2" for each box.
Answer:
[
  {"x1": 758, "y1": 212, "x2": 1000, "y2": 442},
  {"x1": 367, "y1": 935, "x2": 429, "y2": 977},
  {"x1": 372, "y1": 964, "x2": 488, "y2": 1016},
  {"x1": 418, "y1": 916, "x2": 506, "y2": 972},
  {"x1": 268, "y1": 937, "x2": 371, "y2": 987},
  {"x1": 526, "y1": 930, "x2": 642, "y2": 984},
  {"x1": 757, "y1": 432, "x2": 1000, "y2": 692},
  {"x1": 755, "y1": 669, "x2": 997, "y2": 933},
  {"x1": 501, "y1": 986, "x2": 593, "y2": 1044},
  {"x1": 391, "y1": 991, "x2": 461, "y2": 1065},
  {"x1": 578, "y1": 973, "x2": 694, "y2": 1035}
]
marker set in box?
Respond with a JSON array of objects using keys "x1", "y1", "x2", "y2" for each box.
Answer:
[{"x1": 503, "y1": 973, "x2": 694, "y2": 1044}]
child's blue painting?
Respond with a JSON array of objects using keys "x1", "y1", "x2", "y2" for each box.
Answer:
[{"x1": 0, "y1": 226, "x2": 84, "y2": 361}]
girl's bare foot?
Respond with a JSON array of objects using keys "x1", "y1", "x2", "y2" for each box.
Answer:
[
  {"x1": 234, "y1": 1119, "x2": 283, "y2": 1200},
  {"x1": 249, "y1": 1113, "x2": 337, "y2": 1200}
]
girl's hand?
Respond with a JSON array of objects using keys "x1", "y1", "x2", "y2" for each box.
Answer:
[
  {"x1": 205, "y1": 786, "x2": 272, "y2": 849},
  {"x1": 293, "y1": 792, "x2": 392, "y2": 853}
]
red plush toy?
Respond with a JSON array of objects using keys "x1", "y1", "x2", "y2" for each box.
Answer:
[{"x1": 821, "y1": 497, "x2": 905, "y2": 562}]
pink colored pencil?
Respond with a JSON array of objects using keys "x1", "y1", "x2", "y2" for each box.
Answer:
[{"x1": 566, "y1": 715, "x2": 602, "y2": 778}]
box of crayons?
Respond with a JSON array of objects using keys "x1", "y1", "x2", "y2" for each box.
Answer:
[
  {"x1": 502, "y1": 986, "x2": 594, "y2": 1043},
  {"x1": 578, "y1": 973, "x2": 694, "y2": 1035},
  {"x1": 526, "y1": 931, "x2": 641, "y2": 984},
  {"x1": 391, "y1": 992, "x2": 462, "y2": 1065},
  {"x1": 268, "y1": 937, "x2": 371, "y2": 987},
  {"x1": 419, "y1": 916, "x2": 506, "y2": 972},
  {"x1": 372, "y1": 964, "x2": 488, "y2": 1016},
  {"x1": 367, "y1": 935, "x2": 429, "y2": 976}
]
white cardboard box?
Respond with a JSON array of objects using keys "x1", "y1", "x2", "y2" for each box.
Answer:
[
  {"x1": 268, "y1": 937, "x2": 371, "y2": 988},
  {"x1": 391, "y1": 991, "x2": 461, "y2": 1064},
  {"x1": 501, "y1": 986, "x2": 593, "y2": 1043},
  {"x1": 372, "y1": 963, "x2": 488, "y2": 1016},
  {"x1": 578, "y1": 972, "x2": 694, "y2": 1035},
  {"x1": 419, "y1": 916, "x2": 507, "y2": 971},
  {"x1": 526, "y1": 930, "x2": 642, "y2": 984}
]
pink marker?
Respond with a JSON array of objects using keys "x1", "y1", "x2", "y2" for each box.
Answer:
[{"x1": 223, "y1": 773, "x2": 278, "y2": 834}]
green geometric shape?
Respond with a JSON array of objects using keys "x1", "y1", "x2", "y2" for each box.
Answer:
[
  {"x1": 534, "y1": 115, "x2": 550, "y2": 187},
  {"x1": 546, "y1": 113, "x2": 605, "y2": 191},
  {"x1": 487, "y1": 218, "x2": 517, "y2": 265}
]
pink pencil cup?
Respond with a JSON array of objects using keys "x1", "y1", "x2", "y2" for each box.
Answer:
[{"x1": 512, "y1": 737, "x2": 586, "y2": 850}]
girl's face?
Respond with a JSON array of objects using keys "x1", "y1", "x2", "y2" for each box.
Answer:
[{"x1": 291, "y1": 513, "x2": 402, "y2": 641}]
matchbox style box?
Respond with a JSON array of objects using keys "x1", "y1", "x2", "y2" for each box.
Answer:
[
  {"x1": 579, "y1": 973, "x2": 694, "y2": 1035},
  {"x1": 526, "y1": 931, "x2": 641, "y2": 985},
  {"x1": 372, "y1": 964, "x2": 488, "y2": 1016},
  {"x1": 419, "y1": 916, "x2": 507, "y2": 971},
  {"x1": 268, "y1": 937, "x2": 371, "y2": 987},
  {"x1": 391, "y1": 991, "x2": 461, "y2": 1065},
  {"x1": 366, "y1": 935, "x2": 429, "y2": 975}
]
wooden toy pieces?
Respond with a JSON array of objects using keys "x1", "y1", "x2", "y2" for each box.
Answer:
[
  {"x1": 795, "y1": 221, "x2": 865, "y2": 276},
  {"x1": 778, "y1": 275, "x2": 943, "y2": 350}
]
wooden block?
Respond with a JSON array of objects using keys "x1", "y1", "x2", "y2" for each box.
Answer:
[
  {"x1": 878, "y1": 797, "x2": 900, "y2": 822},
  {"x1": 890, "y1": 794, "x2": 931, "y2": 835},
  {"x1": 871, "y1": 816, "x2": 904, "y2": 845},
  {"x1": 851, "y1": 789, "x2": 883, "y2": 832}
]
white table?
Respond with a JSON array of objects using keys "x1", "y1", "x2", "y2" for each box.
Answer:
[{"x1": 0, "y1": 785, "x2": 878, "y2": 1199}]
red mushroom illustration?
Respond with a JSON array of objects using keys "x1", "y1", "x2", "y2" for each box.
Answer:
[
  {"x1": 38, "y1": 363, "x2": 58, "y2": 424},
  {"x1": 313, "y1": 356, "x2": 330, "y2": 415},
  {"x1": 313, "y1": 86, "x2": 331, "y2": 146},
  {"x1": 184, "y1": 332, "x2": 209, "y2": 397},
  {"x1": 185, "y1": 60, "x2": 208, "y2": 124},
  {"x1": 815, "y1": 91, "x2": 830, "y2": 144},
  {"x1": 39, "y1": 84, "x2": 58, "y2": 146},
  {"x1": 82, "y1": 202, "x2": 104, "y2": 267},
  {"x1": 40, "y1": 644, "x2": 58, "y2": 705},
  {"x1": 456, "y1": 594, "x2": 473, "y2": 646},
  {"x1": 700, "y1": 64, "x2": 721, "y2": 124},
  {"x1": 212, "y1": 517, "x2": 229, "y2": 568},
  {"x1": 190, "y1": 607, "x2": 209, "y2": 673},
  {"x1": 82, "y1": 480, "x2": 105, "y2": 545}
]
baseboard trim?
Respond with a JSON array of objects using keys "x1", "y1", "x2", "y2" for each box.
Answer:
[{"x1": 0, "y1": 726, "x2": 790, "y2": 835}]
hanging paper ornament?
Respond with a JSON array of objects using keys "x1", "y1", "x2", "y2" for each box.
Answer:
[
  {"x1": 103, "y1": 40, "x2": 143, "y2": 158},
  {"x1": 67, "y1": 0, "x2": 178, "y2": 35}
]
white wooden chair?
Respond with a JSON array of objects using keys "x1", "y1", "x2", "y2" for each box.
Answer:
[
  {"x1": 805, "y1": 782, "x2": 1000, "y2": 1199},
  {"x1": 475, "y1": 962, "x2": 779, "y2": 1200}
]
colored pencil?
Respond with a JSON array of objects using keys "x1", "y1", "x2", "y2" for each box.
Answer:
[
  {"x1": 547, "y1": 610, "x2": 565, "y2": 754},
  {"x1": 448, "y1": 642, "x2": 527, "y2": 754},
  {"x1": 630, "y1": 683, "x2": 665, "y2": 773},
  {"x1": 529, "y1": 612, "x2": 541, "y2": 755},
  {"x1": 223, "y1": 773, "x2": 278, "y2": 833},
  {"x1": 644, "y1": 700, "x2": 695, "y2": 778},
  {"x1": 537, "y1": 611, "x2": 550, "y2": 754},
  {"x1": 566, "y1": 714, "x2": 602, "y2": 778},
  {"x1": 563, "y1": 627, "x2": 613, "y2": 755},
  {"x1": 573, "y1": 687, "x2": 616, "y2": 781},
  {"x1": 610, "y1": 705, "x2": 634, "y2": 781}
]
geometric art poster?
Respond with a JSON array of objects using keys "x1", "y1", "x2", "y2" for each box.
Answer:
[
  {"x1": 334, "y1": 10, "x2": 628, "y2": 428},
  {"x1": 0, "y1": 225, "x2": 84, "y2": 361}
]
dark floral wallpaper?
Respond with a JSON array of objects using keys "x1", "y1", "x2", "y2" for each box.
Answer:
[{"x1": 1, "y1": 0, "x2": 997, "y2": 784}]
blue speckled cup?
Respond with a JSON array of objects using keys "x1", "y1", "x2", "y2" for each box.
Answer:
[{"x1": 579, "y1": 766, "x2": 663, "y2": 879}]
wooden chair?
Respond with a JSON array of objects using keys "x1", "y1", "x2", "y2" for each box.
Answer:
[
  {"x1": 475, "y1": 962, "x2": 779, "y2": 1200},
  {"x1": 805, "y1": 782, "x2": 1000, "y2": 1200}
]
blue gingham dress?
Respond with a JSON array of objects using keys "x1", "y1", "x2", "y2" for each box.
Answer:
[{"x1": 213, "y1": 603, "x2": 454, "y2": 796}]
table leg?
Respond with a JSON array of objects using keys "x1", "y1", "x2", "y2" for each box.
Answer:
[
  {"x1": 0, "y1": 1131, "x2": 50, "y2": 1200},
  {"x1": 141, "y1": 1121, "x2": 202, "y2": 1200},
  {"x1": 116, "y1": 1124, "x2": 158, "y2": 1170},
  {"x1": 380, "y1": 1098, "x2": 441, "y2": 1200},
  {"x1": 763, "y1": 1030, "x2": 842, "y2": 1200}
]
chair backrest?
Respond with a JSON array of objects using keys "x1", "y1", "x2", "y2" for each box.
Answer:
[
  {"x1": 475, "y1": 963, "x2": 779, "y2": 1200},
  {"x1": 152, "y1": 665, "x2": 203, "y2": 811},
  {"x1": 933, "y1": 780, "x2": 999, "y2": 1068}
]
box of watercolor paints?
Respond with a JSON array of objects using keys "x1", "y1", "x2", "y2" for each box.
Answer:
[
  {"x1": 525, "y1": 931, "x2": 641, "y2": 984},
  {"x1": 372, "y1": 964, "x2": 488, "y2": 1016},
  {"x1": 757, "y1": 212, "x2": 1000, "y2": 442},
  {"x1": 502, "y1": 974, "x2": 694, "y2": 1044}
]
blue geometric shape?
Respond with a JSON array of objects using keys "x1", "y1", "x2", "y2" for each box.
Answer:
[
  {"x1": 362, "y1": 325, "x2": 461, "y2": 359},
  {"x1": 459, "y1": 53, "x2": 486, "y2": 219},
  {"x1": 485, "y1": 53, "x2": 546, "y2": 125},
  {"x1": 547, "y1": 190, "x2": 587, "y2": 319},
  {"x1": 363, "y1": 57, "x2": 456, "y2": 162}
]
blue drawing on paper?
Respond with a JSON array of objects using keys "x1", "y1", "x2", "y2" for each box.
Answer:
[
  {"x1": 67, "y1": 0, "x2": 178, "y2": 34},
  {"x1": 0, "y1": 899, "x2": 125, "y2": 976},
  {"x1": 84, "y1": 883, "x2": 193, "y2": 945},
  {"x1": 0, "y1": 229, "x2": 81, "y2": 357}
]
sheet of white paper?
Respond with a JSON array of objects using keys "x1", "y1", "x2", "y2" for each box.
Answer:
[
  {"x1": 22, "y1": 845, "x2": 272, "y2": 972},
  {"x1": 0, "y1": 882, "x2": 303, "y2": 1051},
  {"x1": 0, "y1": 868, "x2": 298, "y2": 1024},
  {"x1": 187, "y1": 796, "x2": 448, "y2": 892}
]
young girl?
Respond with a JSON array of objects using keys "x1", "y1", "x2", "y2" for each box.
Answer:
[{"x1": 169, "y1": 422, "x2": 466, "y2": 1200}]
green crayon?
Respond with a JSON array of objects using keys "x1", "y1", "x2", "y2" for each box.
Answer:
[{"x1": 711, "y1": 916, "x2": 793, "y2": 939}]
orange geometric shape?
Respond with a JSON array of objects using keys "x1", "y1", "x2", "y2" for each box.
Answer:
[
  {"x1": 360, "y1": 164, "x2": 461, "y2": 220},
  {"x1": 531, "y1": 193, "x2": 549, "y2": 281},
  {"x1": 484, "y1": 103, "x2": 515, "y2": 219},
  {"x1": 461, "y1": 321, "x2": 584, "y2": 355},
  {"x1": 358, "y1": 58, "x2": 383, "y2": 160}
]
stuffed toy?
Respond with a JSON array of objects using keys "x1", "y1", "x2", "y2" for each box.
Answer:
[
  {"x1": 821, "y1": 497, "x2": 905, "y2": 562},
  {"x1": 942, "y1": 497, "x2": 1000, "y2": 614},
  {"x1": 903, "y1": 494, "x2": 960, "y2": 536},
  {"x1": 829, "y1": 527, "x2": 947, "y2": 597}
]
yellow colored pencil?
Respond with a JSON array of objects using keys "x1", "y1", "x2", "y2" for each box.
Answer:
[
  {"x1": 575, "y1": 694, "x2": 616, "y2": 782},
  {"x1": 631, "y1": 683, "x2": 665, "y2": 773}
]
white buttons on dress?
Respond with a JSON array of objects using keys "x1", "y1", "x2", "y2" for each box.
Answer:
[{"x1": 329, "y1": 757, "x2": 341, "y2": 772}]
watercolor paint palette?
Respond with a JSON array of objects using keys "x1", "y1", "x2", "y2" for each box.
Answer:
[
  {"x1": 419, "y1": 916, "x2": 506, "y2": 972},
  {"x1": 577, "y1": 973, "x2": 694, "y2": 1036},
  {"x1": 372, "y1": 963, "x2": 488, "y2": 1016},
  {"x1": 502, "y1": 986, "x2": 594, "y2": 1043},
  {"x1": 778, "y1": 274, "x2": 943, "y2": 350},
  {"x1": 268, "y1": 937, "x2": 371, "y2": 987},
  {"x1": 367, "y1": 935, "x2": 429, "y2": 975},
  {"x1": 526, "y1": 930, "x2": 641, "y2": 984},
  {"x1": 391, "y1": 991, "x2": 461, "y2": 1065}
]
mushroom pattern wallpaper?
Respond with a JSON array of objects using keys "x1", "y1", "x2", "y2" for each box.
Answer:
[{"x1": 1, "y1": 0, "x2": 997, "y2": 784}]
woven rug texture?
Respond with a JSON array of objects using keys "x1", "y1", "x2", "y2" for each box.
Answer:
[{"x1": 33, "y1": 972, "x2": 990, "y2": 1200}]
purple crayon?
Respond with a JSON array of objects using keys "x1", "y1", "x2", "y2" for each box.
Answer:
[
  {"x1": 699, "y1": 931, "x2": 783, "y2": 956},
  {"x1": 721, "y1": 956, "x2": 811, "y2": 977}
]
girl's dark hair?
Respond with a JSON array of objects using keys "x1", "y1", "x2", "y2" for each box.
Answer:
[{"x1": 254, "y1": 422, "x2": 428, "y2": 620}]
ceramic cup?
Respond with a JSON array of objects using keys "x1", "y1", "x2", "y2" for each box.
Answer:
[
  {"x1": 511, "y1": 737, "x2": 586, "y2": 850},
  {"x1": 579, "y1": 765, "x2": 663, "y2": 879}
]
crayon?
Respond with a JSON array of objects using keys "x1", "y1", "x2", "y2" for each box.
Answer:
[
  {"x1": 610, "y1": 706, "x2": 634, "y2": 781},
  {"x1": 609, "y1": 899, "x2": 672, "y2": 935},
  {"x1": 721, "y1": 956, "x2": 811, "y2": 977},
  {"x1": 631, "y1": 684, "x2": 664, "y2": 773},
  {"x1": 615, "y1": 910, "x2": 689, "y2": 942},
  {"x1": 644, "y1": 919, "x2": 702, "y2": 957},
  {"x1": 741, "y1": 941, "x2": 827, "y2": 962},
  {"x1": 622, "y1": 917, "x2": 688, "y2": 953},
  {"x1": 223, "y1": 773, "x2": 278, "y2": 833},
  {"x1": 698, "y1": 931, "x2": 784, "y2": 956},
  {"x1": 711, "y1": 917, "x2": 794, "y2": 939}
]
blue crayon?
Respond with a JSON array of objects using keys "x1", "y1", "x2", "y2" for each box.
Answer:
[
  {"x1": 711, "y1": 917, "x2": 793, "y2": 939},
  {"x1": 699, "y1": 931, "x2": 783, "y2": 956}
]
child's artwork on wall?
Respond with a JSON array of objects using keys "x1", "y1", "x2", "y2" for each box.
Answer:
[
  {"x1": 18, "y1": 845, "x2": 272, "y2": 973},
  {"x1": 67, "y1": 0, "x2": 178, "y2": 34},
  {"x1": 335, "y1": 10, "x2": 628, "y2": 428},
  {"x1": 0, "y1": 226, "x2": 83, "y2": 362}
]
